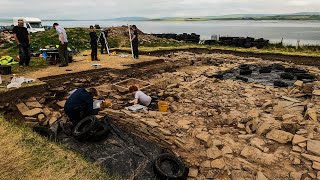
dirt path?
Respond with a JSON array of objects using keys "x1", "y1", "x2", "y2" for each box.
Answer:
[{"x1": 19, "y1": 50, "x2": 159, "y2": 79}]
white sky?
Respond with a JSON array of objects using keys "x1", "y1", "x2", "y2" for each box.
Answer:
[{"x1": 0, "y1": 0, "x2": 319, "y2": 19}]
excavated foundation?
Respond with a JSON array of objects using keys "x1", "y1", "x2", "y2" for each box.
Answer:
[{"x1": 1, "y1": 51, "x2": 320, "y2": 179}]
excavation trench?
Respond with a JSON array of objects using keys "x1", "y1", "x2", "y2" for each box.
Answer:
[
  {"x1": 1, "y1": 57, "x2": 189, "y2": 179},
  {"x1": 1, "y1": 51, "x2": 320, "y2": 179}
]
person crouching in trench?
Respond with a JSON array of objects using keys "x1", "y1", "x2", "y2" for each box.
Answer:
[
  {"x1": 129, "y1": 85, "x2": 152, "y2": 107},
  {"x1": 64, "y1": 87, "x2": 99, "y2": 126}
]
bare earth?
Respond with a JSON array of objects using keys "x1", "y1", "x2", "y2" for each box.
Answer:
[{"x1": 21, "y1": 50, "x2": 159, "y2": 79}]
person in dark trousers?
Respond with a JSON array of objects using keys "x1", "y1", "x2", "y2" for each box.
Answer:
[
  {"x1": 99, "y1": 28, "x2": 108, "y2": 54},
  {"x1": 64, "y1": 88, "x2": 99, "y2": 126},
  {"x1": 131, "y1": 25, "x2": 139, "y2": 59},
  {"x1": 53, "y1": 23, "x2": 68, "y2": 67},
  {"x1": 89, "y1": 25, "x2": 98, "y2": 61},
  {"x1": 13, "y1": 19, "x2": 31, "y2": 67}
]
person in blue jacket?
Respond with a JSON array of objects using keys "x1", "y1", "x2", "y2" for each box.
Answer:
[{"x1": 64, "y1": 88, "x2": 99, "y2": 126}]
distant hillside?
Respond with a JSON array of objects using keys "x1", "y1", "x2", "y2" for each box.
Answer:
[
  {"x1": 258, "y1": 15, "x2": 320, "y2": 20},
  {"x1": 105, "y1": 17, "x2": 150, "y2": 21},
  {"x1": 288, "y1": 12, "x2": 320, "y2": 15},
  {"x1": 152, "y1": 13, "x2": 320, "y2": 21}
]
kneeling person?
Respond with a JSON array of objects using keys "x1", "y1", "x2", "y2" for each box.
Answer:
[
  {"x1": 64, "y1": 88, "x2": 98, "y2": 126},
  {"x1": 129, "y1": 85, "x2": 151, "y2": 107}
]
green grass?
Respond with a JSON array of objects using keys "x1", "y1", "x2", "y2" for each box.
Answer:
[
  {"x1": 0, "y1": 28, "x2": 121, "y2": 57},
  {"x1": 115, "y1": 43, "x2": 320, "y2": 57},
  {"x1": 11, "y1": 57, "x2": 49, "y2": 74},
  {"x1": 0, "y1": 115, "x2": 120, "y2": 180}
]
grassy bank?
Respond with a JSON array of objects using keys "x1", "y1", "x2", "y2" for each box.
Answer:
[
  {"x1": 0, "y1": 115, "x2": 119, "y2": 180},
  {"x1": 115, "y1": 43, "x2": 320, "y2": 57}
]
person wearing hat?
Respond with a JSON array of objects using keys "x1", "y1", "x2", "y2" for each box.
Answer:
[
  {"x1": 99, "y1": 28, "x2": 109, "y2": 54},
  {"x1": 89, "y1": 25, "x2": 98, "y2": 61},
  {"x1": 53, "y1": 23, "x2": 68, "y2": 67},
  {"x1": 131, "y1": 25, "x2": 139, "y2": 59}
]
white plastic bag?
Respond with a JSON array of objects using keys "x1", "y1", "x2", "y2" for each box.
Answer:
[
  {"x1": 93, "y1": 100, "x2": 104, "y2": 109},
  {"x1": 7, "y1": 77, "x2": 35, "y2": 89}
]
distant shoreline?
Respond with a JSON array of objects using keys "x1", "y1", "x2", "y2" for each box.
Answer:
[{"x1": 1, "y1": 14, "x2": 320, "y2": 22}]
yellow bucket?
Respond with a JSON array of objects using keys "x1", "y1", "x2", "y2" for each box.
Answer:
[{"x1": 158, "y1": 101, "x2": 169, "y2": 112}]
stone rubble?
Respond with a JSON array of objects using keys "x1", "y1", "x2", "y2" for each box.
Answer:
[{"x1": 14, "y1": 52, "x2": 320, "y2": 179}]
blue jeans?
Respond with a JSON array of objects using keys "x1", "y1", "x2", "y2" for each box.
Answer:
[{"x1": 18, "y1": 42, "x2": 30, "y2": 66}]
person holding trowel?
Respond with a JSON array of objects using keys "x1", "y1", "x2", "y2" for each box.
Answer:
[
  {"x1": 64, "y1": 88, "x2": 100, "y2": 126},
  {"x1": 130, "y1": 25, "x2": 139, "y2": 59}
]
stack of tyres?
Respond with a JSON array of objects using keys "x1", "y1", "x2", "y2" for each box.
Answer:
[
  {"x1": 203, "y1": 40, "x2": 219, "y2": 45},
  {"x1": 72, "y1": 115, "x2": 111, "y2": 142},
  {"x1": 151, "y1": 33, "x2": 200, "y2": 43},
  {"x1": 218, "y1": 36, "x2": 269, "y2": 48}
]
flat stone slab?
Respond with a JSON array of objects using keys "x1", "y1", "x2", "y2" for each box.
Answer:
[
  {"x1": 22, "y1": 108, "x2": 43, "y2": 117},
  {"x1": 307, "y1": 140, "x2": 320, "y2": 156},
  {"x1": 266, "y1": 129, "x2": 294, "y2": 143},
  {"x1": 57, "y1": 100, "x2": 66, "y2": 108},
  {"x1": 16, "y1": 102, "x2": 30, "y2": 114},
  {"x1": 25, "y1": 101, "x2": 42, "y2": 108}
]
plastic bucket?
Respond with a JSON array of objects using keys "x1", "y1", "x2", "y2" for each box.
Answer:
[{"x1": 158, "y1": 101, "x2": 169, "y2": 112}]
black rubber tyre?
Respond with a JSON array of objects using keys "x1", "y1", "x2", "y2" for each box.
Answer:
[
  {"x1": 284, "y1": 68, "x2": 295, "y2": 73},
  {"x1": 33, "y1": 126, "x2": 55, "y2": 139},
  {"x1": 280, "y1": 73, "x2": 294, "y2": 80},
  {"x1": 274, "y1": 81, "x2": 288, "y2": 87},
  {"x1": 87, "y1": 122, "x2": 111, "y2": 142},
  {"x1": 296, "y1": 73, "x2": 315, "y2": 80},
  {"x1": 213, "y1": 73, "x2": 224, "y2": 79},
  {"x1": 240, "y1": 69, "x2": 252, "y2": 75},
  {"x1": 72, "y1": 115, "x2": 99, "y2": 141},
  {"x1": 285, "y1": 68, "x2": 307, "y2": 74},
  {"x1": 236, "y1": 76, "x2": 249, "y2": 82},
  {"x1": 273, "y1": 64, "x2": 285, "y2": 71},
  {"x1": 239, "y1": 64, "x2": 250, "y2": 70},
  {"x1": 259, "y1": 67, "x2": 272, "y2": 74},
  {"x1": 293, "y1": 69, "x2": 307, "y2": 74},
  {"x1": 154, "y1": 153, "x2": 186, "y2": 180}
]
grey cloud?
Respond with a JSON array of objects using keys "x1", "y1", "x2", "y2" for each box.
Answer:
[{"x1": 0, "y1": 0, "x2": 319, "y2": 19}]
